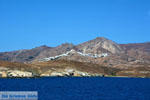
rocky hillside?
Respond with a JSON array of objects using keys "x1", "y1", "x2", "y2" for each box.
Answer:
[
  {"x1": 76, "y1": 37, "x2": 124, "y2": 54},
  {"x1": 0, "y1": 37, "x2": 124, "y2": 63},
  {"x1": 0, "y1": 45, "x2": 51, "y2": 62},
  {"x1": 0, "y1": 60, "x2": 119, "y2": 77},
  {"x1": 35, "y1": 43, "x2": 74, "y2": 60},
  {"x1": 0, "y1": 37, "x2": 150, "y2": 77},
  {"x1": 120, "y1": 42, "x2": 150, "y2": 62},
  {"x1": 0, "y1": 37, "x2": 150, "y2": 65},
  {"x1": 0, "y1": 59, "x2": 150, "y2": 77}
]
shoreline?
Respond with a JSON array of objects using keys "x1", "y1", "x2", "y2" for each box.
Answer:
[{"x1": 0, "y1": 76, "x2": 149, "y2": 79}]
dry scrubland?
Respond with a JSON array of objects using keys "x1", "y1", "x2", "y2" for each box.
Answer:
[{"x1": 0, "y1": 37, "x2": 150, "y2": 78}]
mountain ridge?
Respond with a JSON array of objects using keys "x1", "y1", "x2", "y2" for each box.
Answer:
[
  {"x1": 0, "y1": 37, "x2": 150, "y2": 77},
  {"x1": 0, "y1": 37, "x2": 149, "y2": 63}
]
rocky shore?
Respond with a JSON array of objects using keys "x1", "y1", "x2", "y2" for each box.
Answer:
[{"x1": 0, "y1": 67, "x2": 104, "y2": 78}]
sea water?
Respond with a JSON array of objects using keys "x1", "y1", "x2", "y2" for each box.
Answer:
[{"x1": 0, "y1": 77, "x2": 150, "y2": 100}]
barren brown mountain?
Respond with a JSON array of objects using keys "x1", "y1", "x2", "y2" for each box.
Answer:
[{"x1": 0, "y1": 37, "x2": 150, "y2": 77}]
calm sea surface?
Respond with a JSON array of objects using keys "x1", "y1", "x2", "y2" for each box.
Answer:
[{"x1": 0, "y1": 77, "x2": 150, "y2": 100}]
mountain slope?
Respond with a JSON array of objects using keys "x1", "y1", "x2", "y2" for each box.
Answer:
[
  {"x1": 0, "y1": 37, "x2": 150, "y2": 77},
  {"x1": 76, "y1": 37, "x2": 124, "y2": 54},
  {"x1": 0, "y1": 45, "x2": 51, "y2": 62},
  {"x1": 34, "y1": 43, "x2": 74, "y2": 60},
  {"x1": 0, "y1": 37, "x2": 149, "y2": 64},
  {"x1": 120, "y1": 42, "x2": 150, "y2": 62}
]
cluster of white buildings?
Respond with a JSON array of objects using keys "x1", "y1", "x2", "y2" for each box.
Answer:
[
  {"x1": 40, "y1": 49, "x2": 108, "y2": 61},
  {"x1": 76, "y1": 51, "x2": 108, "y2": 58}
]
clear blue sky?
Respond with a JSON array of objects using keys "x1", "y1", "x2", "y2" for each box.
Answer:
[{"x1": 0, "y1": 0, "x2": 150, "y2": 52}]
